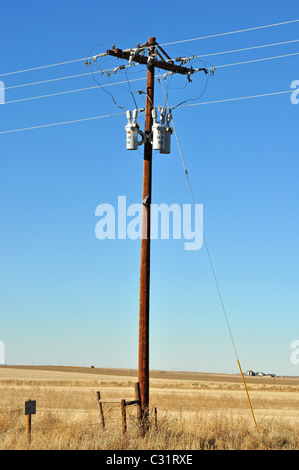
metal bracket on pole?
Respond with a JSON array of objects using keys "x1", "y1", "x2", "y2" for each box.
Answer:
[
  {"x1": 144, "y1": 131, "x2": 152, "y2": 144},
  {"x1": 142, "y1": 195, "x2": 150, "y2": 207},
  {"x1": 137, "y1": 129, "x2": 146, "y2": 146}
]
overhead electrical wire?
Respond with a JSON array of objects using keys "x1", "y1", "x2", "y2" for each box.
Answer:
[
  {"x1": 0, "y1": 88, "x2": 294, "y2": 135},
  {"x1": 0, "y1": 111, "x2": 126, "y2": 135},
  {"x1": 4, "y1": 38, "x2": 298, "y2": 93},
  {"x1": 88, "y1": 62, "x2": 130, "y2": 111},
  {"x1": 3, "y1": 64, "x2": 133, "y2": 91},
  {"x1": 88, "y1": 61, "x2": 140, "y2": 111},
  {"x1": 209, "y1": 51, "x2": 299, "y2": 69},
  {"x1": 178, "y1": 89, "x2": 294, "y2": 108},
  {"x1": 0, "y1": 19, "x2": 298, "y2": 132},
  {"x1": 3, "y1": 50, "x2": 298, "y2": 106},
  {"x1": 170, "y1": 50, "x2": 299, "y2": 72},
  {"x1": 4, "y1": 77, "x2": 146, "y2": 105},
  {"x1": 0, "y1": 18, "x2": 298, "y2": 78},
  {"x1": 161, "y1": 66, "x2": 210, "y2": 112},
  {"x1": 192, "y1": 38, "x2": 299, "y2": 60},
  {"x1": 160, "y1": 19, "x2": 299, "y2": 47},
  {"x1": 0, "y1": 56, "x2": 95, "y2": 78}
]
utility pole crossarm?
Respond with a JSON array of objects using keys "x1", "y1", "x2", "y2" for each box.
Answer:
[{"x1": 106, "y1": 47, "x2": 208, "y2": 76}]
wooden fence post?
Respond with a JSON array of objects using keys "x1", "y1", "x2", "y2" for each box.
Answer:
[
  {"x1": 121, "y1": 399, "x2": 127, "y2": 435},
  {"x1": 26, "y1": 414, "x2": 31, "y2": 444},
  {"x1": 95, "y1": 384, "x2": 151, "y2": 436},
  {"x1": 135, "y1": 382, "x2": 142, "y2": 429},
  {"x1": 96, "y1": 391, "x2": 105, "y2": 429},
  {"x1": 154, "y1": 406, "x2": 157, "y2": 430}
]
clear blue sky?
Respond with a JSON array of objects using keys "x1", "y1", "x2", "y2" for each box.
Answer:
[{"x1": 0, "y1": 0, "x2": 298, "y2": 375}]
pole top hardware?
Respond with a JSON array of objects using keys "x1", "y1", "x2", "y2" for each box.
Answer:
[{"x1": 106, "y1": 41, "x2": 208, "y2": 76}]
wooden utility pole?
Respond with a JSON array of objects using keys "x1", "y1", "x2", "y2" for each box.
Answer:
[
  {"x1": 106, "y1": 38, "x2": 207, "y2": 425},
  {"x1": 138, "y1": 37, "x2": 155, "y2": 423}
]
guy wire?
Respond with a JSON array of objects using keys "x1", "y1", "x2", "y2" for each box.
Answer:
[{"x1": 158, "y1": 74, "x2": 259, "y2": 433}]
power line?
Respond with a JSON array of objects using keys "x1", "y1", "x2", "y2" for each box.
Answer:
[
  {"x1": 0, "y1": 56, "x2": 95, "y2": 78},
  {"x1": 160, "y1": 19, "x2": 299, "y2": 46},
  {"x1": 193, "y1": 38, "x2": 299, "y2": 60},
  {"x1": 3, "y1": 51, "x2": 298, "y2": 106},
  {"x1": 0, "y1": 111, "x2": 126, "y2": 135},
  {"x1": 0, "y1": 88, "x2": 293, "y2": 135},
  {"x1": 4, "y1": 77, "x2": 146, "y2": 105},
  {"x1": 213, "y1": 51, "x2": 299, "y2": 69},
  {"x1": 0, "y1": 19, "x2": 298, "y2": 79},
  {"x1": 4, "y1": 64, "x2": 133, "y2": 91},
  {"x1": 5, "y1": 38, "x2": 298, "y2": 93},
  {"x1": 179, "y1": 89, "x2": 293, "y2": 108}
]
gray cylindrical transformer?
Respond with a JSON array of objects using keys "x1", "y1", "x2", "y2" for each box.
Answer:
[
  {"x1": 160, "y1": 112, "x2": 172, "y2": 154},
  {"x1": 125, "y1": 109, "x2": 140, "y2": 150},
  {"x1": 160, "y1": 126, "x2": 172, "y2": 154},
  {"x1": 152, "y1": 108, "x2": 166, "y2": 151},
  {"x1": 125, "y1": 122, "x2": 139, "y2": 150},
  {"x1": 152, "y1": 123, "x2": 166, "y2": 150}
]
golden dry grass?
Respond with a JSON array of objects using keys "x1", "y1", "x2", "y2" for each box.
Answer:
[{"x1": 0, "y1": 367, "x2": 299, "y2": 450}]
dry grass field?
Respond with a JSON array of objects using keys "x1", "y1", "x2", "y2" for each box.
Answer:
[{"x1": 0, "y1": 365, "x2": 299, "y2": 450}]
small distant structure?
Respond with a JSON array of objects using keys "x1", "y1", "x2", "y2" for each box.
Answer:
[{"x1": 246, "y1": 370, "x2": 276, "y2": 378}]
